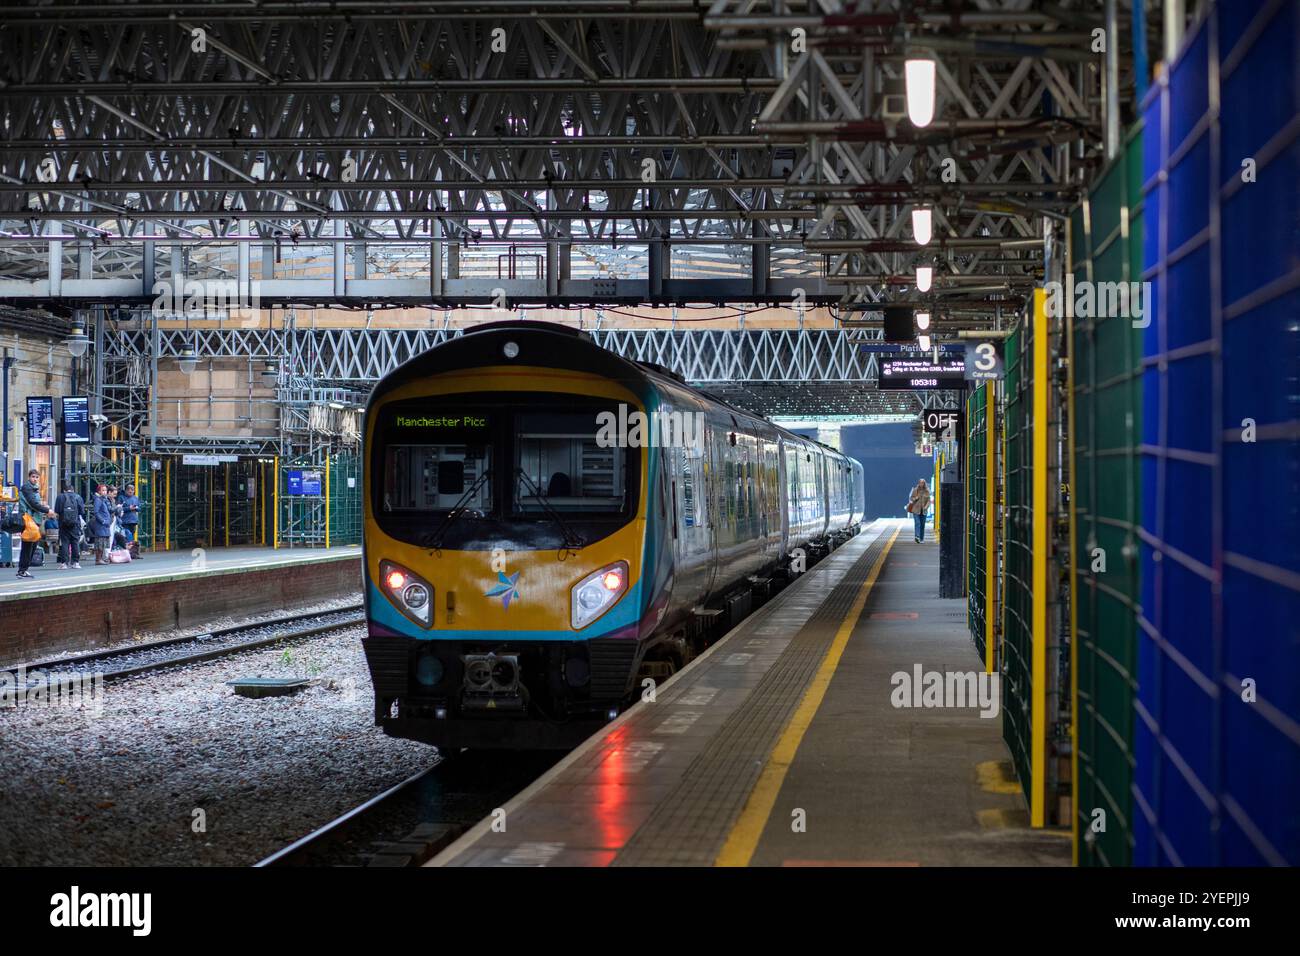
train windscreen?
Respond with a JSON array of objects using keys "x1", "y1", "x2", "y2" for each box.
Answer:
[{"x1": 514, "y1": 410, "x2": 628, "y2": 515}]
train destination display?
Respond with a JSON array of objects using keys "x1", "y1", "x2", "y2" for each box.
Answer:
[{"x1": 877, "y1": 354, "x2": 967, "y2": 390}]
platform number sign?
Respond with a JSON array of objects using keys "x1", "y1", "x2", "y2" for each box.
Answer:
[
  {"x1": 964, "y1": 341, "x2": 1004, "y2": 381},
  {"x1": 922, "y1": 409, "x2": 964, "y2": 443}
]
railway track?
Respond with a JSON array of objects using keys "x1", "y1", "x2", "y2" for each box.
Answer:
[
  {"x1": 2, "y1": 604, "x2": 366, "y2": 685},
  {"x1": 257, "y1": 750, "x2": 562, "y2": 867}
]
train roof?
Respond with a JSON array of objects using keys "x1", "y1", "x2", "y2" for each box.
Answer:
[{"x1": 370, "y1": 321, "x2": 858, "y2": 464}]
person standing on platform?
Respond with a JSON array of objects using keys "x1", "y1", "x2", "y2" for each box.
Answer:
[
  {"x1": 53, "y1": 481, "x2": 85, "y2": 570},
  {"x1": 907, "y1": 478, "x2": 931, "y2": 544},
  {"x1": 120, "y1": 483, "x2": 141, "y2": 554},
  {"x1": 17, "y1": 469, "x2": 55, "y2": 579},
  {"x1": 90, "y1": 484, "x2": 113, "y2": 565}
]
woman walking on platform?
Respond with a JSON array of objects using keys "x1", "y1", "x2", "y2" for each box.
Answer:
[{"x1": 907, "y1": 478, "x2": 931, "y2": 543}]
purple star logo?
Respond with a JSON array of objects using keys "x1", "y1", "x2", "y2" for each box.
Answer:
[{"x1": 484, "y1": 571, "x2": 521, "y2": 609}]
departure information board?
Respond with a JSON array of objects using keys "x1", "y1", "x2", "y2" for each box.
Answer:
[
  {"x1": 26, "y1": 396, "x2": 55, "y2": 444},
  {"x1": 878, "y1": 354, "x2": 967, "y2": 390},
  {"x1": 62, "y1": 395, "x2": 90, "y2": 444}
]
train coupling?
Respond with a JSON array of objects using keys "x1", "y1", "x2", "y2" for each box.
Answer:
[{"x1": 460, "y1": 652, "x2": 526, "y2": 713}]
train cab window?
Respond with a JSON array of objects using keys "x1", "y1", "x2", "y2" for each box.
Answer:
[
  {"x1": 382, "y1": 443, "x2": 493, "y2": 514},
  {"x1": 514, "y1": 410, "x2": 628, "y2": 514}
]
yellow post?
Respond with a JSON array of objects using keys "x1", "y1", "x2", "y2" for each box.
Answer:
[
  {"x1": 1030, "y1": 287, "x2": 1050, "y2": 828},
  {"x1": 133, "y1": 455, "x2": 141, "y2": 549},
  {"x1": 273, "y1": 456, "x2": 279, "y2": 549},
  {"x1": 164, "y1": 458, "x2": 171, "y2": 551},
  {"x1": 207, "y1": 468, "x2": 213, "y2": 547},
  {"x1": 985, "y1": 387, "x2": 997, "y2": 676},
  {"x1": 933, "y1": 452, "x2": 942, "y2": 537},
  {"x1": 224, "y1": 462, "x2": 230, "y2": 547},
  {"x1": 324, "y1": 456, "x2": 331, "y2": 549}
]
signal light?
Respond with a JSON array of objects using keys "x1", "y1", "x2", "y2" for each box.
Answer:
[
  {"x1": 602, "y1": 571, "x2": 623, "y2": 591},
  {"x1": 386, "y1": 569, "x2": 406, "y2": 590}
]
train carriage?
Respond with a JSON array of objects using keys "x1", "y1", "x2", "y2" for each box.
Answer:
[{"x1": 361, "y1": 322, "x2": 864, "y2": 749}]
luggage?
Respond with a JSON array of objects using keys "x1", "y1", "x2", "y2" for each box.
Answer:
[
  {"x1": 0, "y1": 509, "x2": 23, "y2": 534},
  {"x1": 128, "y1": 540, "x2": 140, "y2": 559},
  {"x1": 108, "y1": 547, "x2": 132, "y2": 564},
  {"x1": 20, "y1": 513, "x2": 42, "y2": 542},
  {"x1": 29, "y1": 547, "x2": 45, "y2": 567}
]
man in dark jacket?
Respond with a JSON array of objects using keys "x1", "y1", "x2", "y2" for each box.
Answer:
[
  {"x1": 53, "y1": 481, "x2": 86, "y2": 570},
  {"x1": 120, "y1": 483, "x2": 142, "y2": 553},
  {"x1": 17, "y1": 469, "x2": 55, "y2": 579}
]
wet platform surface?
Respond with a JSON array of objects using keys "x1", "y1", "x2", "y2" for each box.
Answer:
[
  {"x1": 430, "y1": 519, "x2": 1070, "y2": 867},
  {"x1": 1, "y1": 545, "x2": 361, "y2": 601}
]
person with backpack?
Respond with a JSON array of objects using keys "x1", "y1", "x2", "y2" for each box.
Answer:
[
  {"x1": 17, "y1": 469, "x2": 55, "y2": 579},
  {"x1": 54, "y1": 481, "x2": 86, "y2": 570},
  {"x1": 89, "y1": 484, "x2": 114, "y2": 566}
]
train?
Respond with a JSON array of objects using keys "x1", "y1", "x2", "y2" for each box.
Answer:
[{"x1": 361, "y1": 321, "x2": 865, "y2": 750}]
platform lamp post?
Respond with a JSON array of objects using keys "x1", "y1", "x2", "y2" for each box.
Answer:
[{"x1": 64, "y1": 317, "x2": 90, "y2": 488}]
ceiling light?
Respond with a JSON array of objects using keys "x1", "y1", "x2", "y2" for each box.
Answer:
[
  {"x1": 912, "y1": 206, "x2": 932, "y2": 246},
  {"x1": 916, "y1": 311, "x2": 931, "y2": 331},
  {"x1": 65, "y1": 325, "x2": 89, "y2": 358},
  {"x1": 918, "y1": 334, "x2": 931, "y2": 351},
  {"x1": 177, "y1": 347, "x2": 198, "y2": 376},
  {"x1": 905, "y1": 54, "x2": 937, "y2": 128},
  {"x1": 915, "y1": 266, "x2": 933, "y2": 293}
]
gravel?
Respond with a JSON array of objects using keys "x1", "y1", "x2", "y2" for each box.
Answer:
[{"x1": 0, "y1": 622, "x2": 437, "y2": 866}]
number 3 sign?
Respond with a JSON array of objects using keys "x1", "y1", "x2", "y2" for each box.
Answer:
[{"x1": 964, "y1": 341, "x2": 1004, "y2": 381}]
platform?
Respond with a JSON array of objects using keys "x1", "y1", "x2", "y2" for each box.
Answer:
[
  {"x1": 430, "y1": 520, "x2": 1071, "y2": 867},
  {"x1": 1, "y1": 544, "x2": 360, "y2": 598},
  {"x1": 0, "y1": 545, "x2": 362, "y2": 667}
]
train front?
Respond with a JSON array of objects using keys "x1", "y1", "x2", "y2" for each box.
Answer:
[{"x1": 360, "y1": 323, "x2": 665, "y2": 750}]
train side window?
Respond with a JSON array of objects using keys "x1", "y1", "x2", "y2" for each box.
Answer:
[{"x1": 670, "y1": 479, "x2": 679, "y2": 538}]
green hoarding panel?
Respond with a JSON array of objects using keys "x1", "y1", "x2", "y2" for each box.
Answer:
[{"x1": 1071, "y1": 127, "x2": 1144, "y2": 866}]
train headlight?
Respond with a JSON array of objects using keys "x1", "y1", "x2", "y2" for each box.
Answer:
[
  {"x1": 404, "y1": 583, "x2": 430, "y2": 609},
  {"x1": 502, "y1": 341, "x2": 520, "y2": 359},
  {"x1": 571, "y1": 560, "x2": 629, "y2": 629},
  {"x1": 379, "y1": 559, "x2": 433, "y2": 627}
]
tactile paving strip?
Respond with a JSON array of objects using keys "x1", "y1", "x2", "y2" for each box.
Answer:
[{"x1": 612, "y1": 532, "x2": 890, "y2": 866}]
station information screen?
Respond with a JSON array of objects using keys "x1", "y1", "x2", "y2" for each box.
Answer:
[
  {"x1": 26, "y1": 396, "x2": 56, "y2": 444},
  {"x1": 62, "y1": 395, "x2": 90, "y2": 444},
  {"x1": 878, "y1": 354, "x2": 967, "y2": 390}
]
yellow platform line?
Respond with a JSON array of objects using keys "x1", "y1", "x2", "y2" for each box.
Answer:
[{"x1": 715, "y1": 526, "x2": 901, "y2": 867}]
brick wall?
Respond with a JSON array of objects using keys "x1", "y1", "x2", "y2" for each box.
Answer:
[{"x1": 0, "y1": 556, "x2": 361, "y2": 666}]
